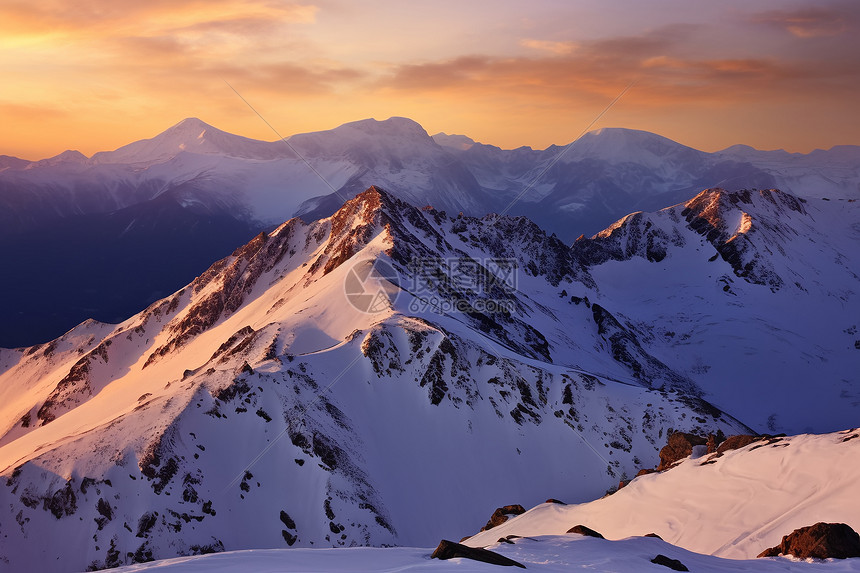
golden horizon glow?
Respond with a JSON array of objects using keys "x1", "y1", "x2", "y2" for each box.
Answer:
[{"x1": 2, "y1": 1, "x2": 859, "y2": 160}]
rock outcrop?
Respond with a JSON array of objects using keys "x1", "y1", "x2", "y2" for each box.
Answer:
[
  {"x1": 657, "y1": 432, "x2": 707, "y2": 470},
  {"x1": 651, "y1": 554, "x2": 689, "y2": 571},
  {"x1": 481, "y1": 505, "x2": 526, "y2": 532},
  {"x1": 431, "y1": 539, "x2": 526, "y2": 568},
  {"x1": 566, "y1": 525, "x2": 604, "y2": 539},
  {"x1": 758, "y1": 522, "x2": 860, "y2": 559}
]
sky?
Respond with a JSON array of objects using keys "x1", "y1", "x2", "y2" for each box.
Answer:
[{"x1": 2, "y1": 0, "x2": 859, "y2": 160}]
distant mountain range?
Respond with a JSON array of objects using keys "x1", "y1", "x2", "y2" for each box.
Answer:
[{"x1": 0, "y1": 117, "x2": 858, "y2": 350}]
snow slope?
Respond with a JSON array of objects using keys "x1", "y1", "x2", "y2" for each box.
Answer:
[
  {"x1": 0, "y1": 187, "x2": 745, "y2": 572},
  {"x1": 466, "y1": 430, "x2": 860, "y2": 560},
  {"x1": 572, "y1": 188, "x2": 860, "y2": 433},
  {"x1": 111, "y1": 535, "x2": 860, "y2": 573}
]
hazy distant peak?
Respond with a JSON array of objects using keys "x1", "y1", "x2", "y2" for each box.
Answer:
[
  {"x1": 581, "y1": 127, "x2": 688, "y2": 149},
  {"x1": 568, "y1": 127, "x2": 702, "y2": 165},
  {"x1": 431, "y1": 132, "x2": 476, "y2": 151},
  {"x1": 719, "y1": 143, "x2": 757, "y2": 154},
  {"x1": 91, "y1": 117, "x2": 280, "y2": 165},
  {"x1": 334, "y1": 116, "x2": 431, "y2": 139},
  {"x1": 34, "y1": 149, "x2": 89, "y2": 166}
]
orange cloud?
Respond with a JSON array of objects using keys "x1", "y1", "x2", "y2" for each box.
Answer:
[
  {"x1": 519, "y1": 39, "x2": 578, "y2": 55},
  {"x1": 0, "y1": 1, "x2": 317, "y2": 36},
  {"x1": 1, "y1": 2, "x2": 858, "y2": 159}
]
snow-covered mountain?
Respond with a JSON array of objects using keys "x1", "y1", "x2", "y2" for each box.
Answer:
[
  {"x1": 2, "y1": 117, "x2": 858, "y2": 348},
  {"x1": 572, "y1": 188, "x2": 860, "y2": 434},
  {"x1": 1, "y1": 185, "x2": 858, "y2": 571},
  {"x1": 432, "y1": 126, "x2": 781, "y2": 239},
  {"x1": 717, "y1": 143, "x2": 860, "y2": 201},
  {"x1": 91, "y1": 118, "x2": 285, "y2": 165},
  {"x1": 0, "y1": 187, "x2": 749, "y2": 572}
]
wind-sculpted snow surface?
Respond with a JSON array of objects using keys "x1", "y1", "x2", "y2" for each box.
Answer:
[
  {"x1": 465, "y1": 430, "x2": 860, "y2": 560},
  {"x1": 0, "y1": 188, "x2": 747, "y2": 572},
  {"x1": 108, "y1": 536, "x2": 860, "y2": 573}
]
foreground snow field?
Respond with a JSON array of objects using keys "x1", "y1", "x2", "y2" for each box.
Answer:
[
  {"x1": 113, "y1": 430, "x2": 860, "y2": 572},
  {"x1": 466, "y1": 431, "x2": 860, "y2": 559},
  {"x1": 112, "y1": 536, "x2": 860, "y2": 573}
]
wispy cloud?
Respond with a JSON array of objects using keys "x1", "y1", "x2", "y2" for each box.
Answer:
[
  {"x1": 751, "y1": 6, "x2": 852, "y2": 39},
  {"x1": 1, "y1": 1, "x2": 858, "y2": 158},
  {"x1": 382, "y1": 25, "x2": 852, "y2": 105},
  {"x1": 519, "y1": 39, "x2": 577, "y2": 55},
  {"x1": 0, "y1": 1, "x2": 318, "y2": 35}
]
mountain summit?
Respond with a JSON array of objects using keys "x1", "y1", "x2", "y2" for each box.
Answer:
[
  {"x1": 2, "y1": 116, "x2": 859, "y2": 349},
  {"x1": 91, "y1": 117, "x2": 283, "y2": 164},
  {"x1": 0, "y1": 186, "x2": 750, "y2": 572}
]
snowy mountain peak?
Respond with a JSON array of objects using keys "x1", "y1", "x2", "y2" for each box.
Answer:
[
  {"x1": 432, "y1": 132, "x2": 477, "y2": 151},
  {"x1": 33, "y1": 149, "x2": 89, "y2": 166},
  {"x1": 337, "y1": 117, "x2": 431, "y2": 139},
  {"x1": 576, "y1": 187, "x2": 813, "y2": 289},
  {"x1": 3, "y1": 182, "x2": 856, "y2": 571},
  {"x1": 0, "y1": 155, "x2": 29, "y2": 171},
  {"x1": 570, "y1": 127, "x2": 703, "y2": 165},
  {"x1": 90, "y1": 117, "x2": 282, "y2": 165},
  {"x1": 681, "y1": 187, "x2": 806, "y2": 233}
]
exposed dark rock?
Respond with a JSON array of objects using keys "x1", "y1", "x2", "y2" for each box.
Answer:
[
  {"x1": 190, "y1": 540, "x2": 225, "y2": 555},
  {"x1": 96, "y1": 498, "x2": 113, "y2": 521},
  {"x1": 651, "y1": 554, "x2": 689, "y2": 571},
  {"x1": 431, "y1": 539, "x2": 526, "y2": 568},
  {"x1": 636, "y1": 468, "x2": 656, "y2": 478},
  {"x1": 279, "y1": 510, "x2": 296, "y2": 529},
  {"x1": 566, "y1": 525, "x2": 604, "y2": 539},
  {"x1": 44, "y1": 481, "x2": 78, "y2": 519},
  {"x1": 481, "y1": 504, "x2": 526, "y2": 531},
  {"x1": 215, "y1": 378, "x2": 251, "y2": 403},
  {"x1": 657, "y1": 432, "x2": 707, "y2": 470},
  {"x1": 132, "y1": 542, "x2": 154, "y2": 564},
  {"x1": 645, "y1": 533, "x2": 663, "y2": 539},
  {"x1": 758, "y1": 522, "x2": 860, "y2": 559},
  {"x1": 716, "y1": 434, "x2": 762, "y2": 454},
  {"x1": 545, "y1": 498, "x2": 566, "y2": 505},
  {"x1": 282, "y1": 530, "x2": 297, "y2": 546},
  {"x1": 706, "y1": 430, "x2": 726, "y2": 453},
  {"x1": 136, "y1": 512, "x2": 158, "y2": 537}
]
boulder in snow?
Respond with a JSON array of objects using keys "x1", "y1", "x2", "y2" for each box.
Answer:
[
  {"x1": 758, "y1": 522, "x2": 860, "y2": 559},
  {"x1": 481, "y1": 505, "x2": 526, "y2": 531},
  {"x1": 566, "y1": 525, "x2": 604, "y2": 539},
  {"x1": 651, "y1": 554, "x2": 689, "y2": 571},
  {"x1": 431, "y1": 539, "x2": 526, "y2": 568},
  {"x1": 657, "y1": 432, "x2": 707, "y2": 470}
]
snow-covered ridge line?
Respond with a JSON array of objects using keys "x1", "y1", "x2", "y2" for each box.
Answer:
[
  {"x1": 0, "y1": 186, "x2": 753, "y2": 572},
  {"x1": 3, "y1": 116, "x2": 857, "y2": 350}
]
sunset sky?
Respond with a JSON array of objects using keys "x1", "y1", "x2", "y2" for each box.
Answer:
[{"x1": 2, "y1": 0, "x2": 859, "y2": 160}]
